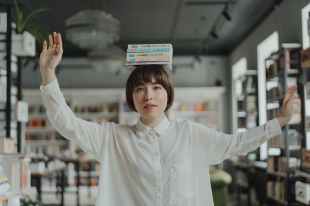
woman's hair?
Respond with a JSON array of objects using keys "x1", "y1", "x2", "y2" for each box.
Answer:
[{"x1": 126, "y1": 65, "x2": 174, "y2": 112}]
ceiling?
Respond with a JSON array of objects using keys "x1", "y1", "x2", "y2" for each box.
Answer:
[{"x1": 4, "y1": 0, "x2": 283, "y2": 57}]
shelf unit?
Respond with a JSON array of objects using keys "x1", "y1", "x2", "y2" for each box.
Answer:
[
  {"x1": 229, "y1": 69, "x2": 260, "y2": 206},
  {"x1": 237, "y1": 70, "x2": 259, "y2": 160},
  {"x1": 264, "y1": 44, "x2": 303, "y2": 205},
  {"x1": 0, "y1": 4, "x2": 19, "y2": 151},
  {"x1": 0, "y1": 3, "x2": 36, "y2": 206}
]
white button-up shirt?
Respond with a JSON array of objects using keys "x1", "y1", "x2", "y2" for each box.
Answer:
[{"x1": 40, "y1": 79, "x2": 282, "y2": 206}]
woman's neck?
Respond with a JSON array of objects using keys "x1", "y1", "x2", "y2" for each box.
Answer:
[{"x1": 141, "y1": 115, "x2": 164, "y2": 128}]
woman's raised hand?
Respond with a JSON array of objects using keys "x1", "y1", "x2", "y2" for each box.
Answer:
[{"x1": 39, "y1": 32, "x2": 63, "y2": 85}]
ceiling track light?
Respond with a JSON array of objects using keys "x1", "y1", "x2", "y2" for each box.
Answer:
[
  {"x1": 222, "y1": 9, "x2": 231, "y2": 21},
  {"x1": 222, "y1": 3, "x2": 232, "y2": 21},
  {"x1": 210, "y1": 30, "x2": 218, "y2": 39}
]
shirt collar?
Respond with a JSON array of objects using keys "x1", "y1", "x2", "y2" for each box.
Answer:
[{"x1": 135, "y1": 114, "x2": 170, "y2": 136}]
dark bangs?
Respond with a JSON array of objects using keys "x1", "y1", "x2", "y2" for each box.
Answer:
[{"x1": 129, "y1": 65, "x2": 169, "y2": 86}]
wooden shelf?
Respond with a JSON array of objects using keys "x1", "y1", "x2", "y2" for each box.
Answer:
[
  {"x1": 287, "y1": 69, "x2": 299, "y2": 74},
  {"x1": 237, "y1": 128, "x2": 247, "y2": 133},
  {"x1": 28, "y1": 113, "x2": 47, "y2": 118},
  {"x1": 267, "y1": 171, "x2": 287, "y2": 178},
  {"x1": 267, "y1": 102, "x2": 280, "y2": 110},
  {"x1": 26, "y1": 127, "x2": 55, "y2": 133},
  {"x1": 295, "y1": 169, "x2": 310, "y2": 180},
  {"x1": 267, "y1": 196, "x2": 288, "y2": 205},
  {"x1": 237, "y1": 111, "x2": 247, "y2": 117},
  {"x1": 26, "y1": 139, "x2": 67, "y2": 146}
]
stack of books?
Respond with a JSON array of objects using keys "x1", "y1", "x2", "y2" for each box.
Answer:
[{"x1": 126, "y1": 44, "x2": 173, "y2": 70}]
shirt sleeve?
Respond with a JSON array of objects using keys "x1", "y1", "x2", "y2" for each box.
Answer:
[
  {"x1": 191, "y1": 119, "x2": 282, "y2": 165},
  {"x1": 40, "y1": 79, "x2": 113, "y2": 162}
]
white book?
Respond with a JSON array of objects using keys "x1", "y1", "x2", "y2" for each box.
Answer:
[
  {"x1": 127, "y1": 44, "x2": 172, "y2": 53},
  {"x1": 281, "y1": 43, "x2": 301, "y2": 49},
  {"x1": 126, "y1": 44, "x2": 173, "y2": 70},
  {"x1": 0, "y1": 13, "x2": 7, "y2": 33},
  {"x1": 128, "y1": 44, "x2": 172, "y2": 49},
  {"x1": 127, "y1": 47, "x2": 172, "y2": 53},
  {"x1": 126, "y1": 62, "x2": 172, "y2": 70},
  {"x1": 0, "y1": 81, "x2": 6, "y2": 102}
]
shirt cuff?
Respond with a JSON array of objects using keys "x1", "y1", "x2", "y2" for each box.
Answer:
[
  {"x1": 39, "y1": 79, "x2": 59, "y2": 92},
  {"x1": 266, "y1": 118, "x2": 282, "y2": 139},
  {"x1": 40, "y1": 78, "x2": 66, "y2": 105}
]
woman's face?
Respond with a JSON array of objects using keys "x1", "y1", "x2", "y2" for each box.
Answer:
[{"x1": 133, "y1": 78, "x2": 168, "y2": 123}]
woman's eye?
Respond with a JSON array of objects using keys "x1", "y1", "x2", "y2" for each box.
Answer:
[
  {"x1": 135, "y1": 87, "x2": 143, "y2": 92},
  {"x1": 154, "y1": 85, "x2": 162, "y2": 90}
]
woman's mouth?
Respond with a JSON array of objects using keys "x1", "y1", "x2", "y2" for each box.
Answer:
[{"x1": 144, "y1": 104, "x2": 157, "y2": 110}]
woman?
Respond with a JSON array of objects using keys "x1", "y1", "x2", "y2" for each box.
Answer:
[{"x1": 39, "y1": 32, "x2": 297, "y2": 206}]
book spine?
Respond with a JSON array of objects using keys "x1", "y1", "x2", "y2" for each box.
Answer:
[{"x1": 127, "y1": 47, "x2": 171, "y2": 53}]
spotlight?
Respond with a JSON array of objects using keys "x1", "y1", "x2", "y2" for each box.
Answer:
[{"x1": 210, "y1": 30, "x2": 218, "y2": 39}]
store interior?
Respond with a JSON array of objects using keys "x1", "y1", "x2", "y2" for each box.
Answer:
[{"x1": 2, "y1": 0, "x2": 310, "y2": 206}]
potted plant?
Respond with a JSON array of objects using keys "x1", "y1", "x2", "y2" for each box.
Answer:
[{"x1": 12, "y1": 0, "x2": 48, "y2": 56}]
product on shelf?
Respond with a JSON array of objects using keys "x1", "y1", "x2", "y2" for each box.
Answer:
[
  {"x1": 0, "y1": 138, "x2": 16, "y2": 153},
  {"x1": 295, "y1": 181, "x2": 310, "y2": 204}
]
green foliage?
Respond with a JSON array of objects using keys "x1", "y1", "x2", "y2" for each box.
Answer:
[{"x1": 13, "y1": 0, "x2": 49, "y2": 44}]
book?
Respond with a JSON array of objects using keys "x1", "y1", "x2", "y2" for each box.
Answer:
[
  {"x1": 0, "y1": 13, "x2": 7, "y2": 33},
  {"x1": 126, "y1": 44, "x2": 173, "y2": 70},
  {"x1": 128, "y1": 44, "x2": 172, "y2": 49}
]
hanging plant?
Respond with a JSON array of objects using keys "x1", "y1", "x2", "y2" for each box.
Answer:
[{"x1": 13, "y1": 0, "x2": 49, "y2": 44}]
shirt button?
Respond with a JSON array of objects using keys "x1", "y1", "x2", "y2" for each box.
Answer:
[
  {"x1": 157, "y1": 192, "x2": 161, "y2": 199},
  {"x1": 170, "y1": 167, "x2": 177, "y2": 178},
  {"x1": 170, "y1": 198, "x2": 177, "y2": 205}
]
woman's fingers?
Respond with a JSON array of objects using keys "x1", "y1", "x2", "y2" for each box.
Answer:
[
  {"x1": 41, "y1": 40, "x2": 47, "y2": 52},
  {"x1": 58, "y1": 33, "x2": 63, "y2": 51},
  {"x1": 48, "y1": 34, "x2": 53, "y2": 49},
  {"x1": 42, "y1": 32, "x2": 63, "y2": 57},
  {"x1": 53, "y1": 32, "x2": 58, "y2": 49}
]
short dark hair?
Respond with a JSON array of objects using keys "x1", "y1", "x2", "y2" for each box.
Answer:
[{"x1": 126, "y1": 65, "x2": 174, "y2": 112}]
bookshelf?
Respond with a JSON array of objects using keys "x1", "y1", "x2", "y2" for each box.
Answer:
[
  {"x1": 229, "y1": 69, "x2": 259, "y2": 206},
  {"x1": 236, "y1": 70, "x2": 259, "y2": 159},
  {"x1": 0, "y1": 4, "x2": 18, "y2": 151},
  {"x1": 264, "y1": 44, "x2": 303, "y2": 205},
  {"x1": 0, "y1": 3, "x2": 35, "y2": 206}
]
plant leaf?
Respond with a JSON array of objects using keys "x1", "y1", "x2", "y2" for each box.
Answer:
[
  {"x1": 21, "y1": 8, "x2": 49, "y2": 33},
  {"x1": 14, "y1": 0, "x2": 24, "y2": 32}
]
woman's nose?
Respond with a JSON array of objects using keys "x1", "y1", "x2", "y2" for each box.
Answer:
[{"x1": 144, "y1": 88, "x2": 153, "y2": 100}]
